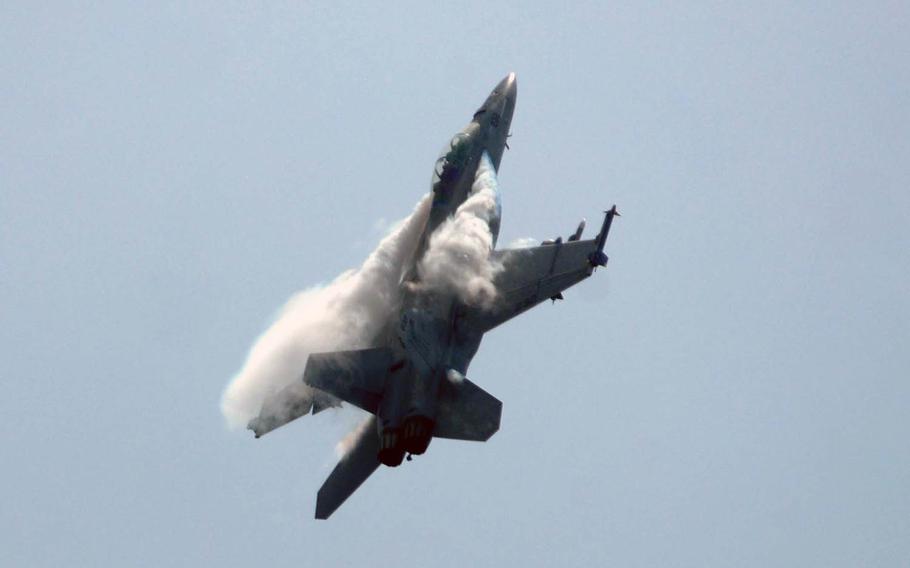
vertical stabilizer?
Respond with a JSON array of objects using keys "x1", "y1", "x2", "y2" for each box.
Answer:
[{"x1": 315, "y1": 416, "x2": 381, "y2": 519}]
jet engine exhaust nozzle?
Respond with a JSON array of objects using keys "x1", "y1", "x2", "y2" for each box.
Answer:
[
  {"x1": 401, "y1": 416, "x2": 434, "y2": 456},
  {"x1": 378, "y1": 428, "x2": 406, "y2": 467}
]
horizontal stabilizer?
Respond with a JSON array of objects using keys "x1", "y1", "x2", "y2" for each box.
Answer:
[
  {"x1": 434, "y1": 372, "x2": 502, "y2": 441},
  {"x1": 303, "y1": 348, "x2": 395, "y2": 415},
  {"x1": 316, "y1": 416, "x2": 381, "y2": 519}
]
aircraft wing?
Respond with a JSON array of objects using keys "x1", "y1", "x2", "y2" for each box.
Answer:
[
  {"x1": 466, "y1": 206, "x2": 618, "y2": 333},
  {"x1": 248, "y1": 383, "x2": 340, "y2": 438}
]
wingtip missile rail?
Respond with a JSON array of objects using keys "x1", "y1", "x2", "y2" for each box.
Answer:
[{"x1": 589, "y1": 205, "x2": 619, "y2": 268}]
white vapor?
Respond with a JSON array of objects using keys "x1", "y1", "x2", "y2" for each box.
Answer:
[
  {"x1": 418, "y1": 151, "x2": 503, "y2": 308},
  {"x1": 506, "y1": 236, "x2": 539, "y2": 249},
  {"x1": 221, "y1": 152, "x2": 505, "y2": 433},
  {"x1": 220, "y1": 195, "x2": 431, "y2": 429},
  {"x1": 334, "y1": 415, "x2": 374, "y2": 460}
]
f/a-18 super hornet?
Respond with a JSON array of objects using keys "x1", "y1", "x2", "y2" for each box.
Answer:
[{"x1": 248, "y1": 73, "x2": 618, "y2": 519}]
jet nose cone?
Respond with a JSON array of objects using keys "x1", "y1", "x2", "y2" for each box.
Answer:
[
  {"x1": 496, "y1": 72, "x2": 517, "y2": 123},
  {"x1": 494, "y1": 72, "x2": 517, "y2": 100},
  {"x1": 477, "y1": 72, "x2": 518, "y2": 118},
  {"x1": 505, "y1": 71, "x2": 516, "y2": 90}
]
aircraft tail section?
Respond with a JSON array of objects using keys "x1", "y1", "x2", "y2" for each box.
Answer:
[
  {"x1": 433, "y1": 371, "x2": 502, "y2": 441},
  {"x1": 315, "y1": 415, "x2": 381, "y2": 519},
  {"x1": 303, "y1": 347, "x2": 396, "y2": 415},
  {"x1": 248, "y1": 347, "x2": 391, "y2": 438}
]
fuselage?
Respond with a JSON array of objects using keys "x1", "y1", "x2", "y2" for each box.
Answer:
[{"x1": 374, "y1": 73, "x2": 517, "y2": 466}]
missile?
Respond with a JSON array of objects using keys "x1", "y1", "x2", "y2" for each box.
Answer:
[
  {"x1": 568, "y1": 219, "x2": 586, "y2": 241},
  {"x1": 589, "y1": 205, "x2": 619, "y2": 267}
]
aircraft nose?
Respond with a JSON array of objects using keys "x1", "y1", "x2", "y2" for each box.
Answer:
[
  {"x1": 477, "y1": 72, "x2": 518, "y2": 118},
  {"x1": 474, "y1": 73, "x2": 518, "y2": 171},
  {"x1": 496, "y1": 72, "x2": 516, "y2": 98},
  {"x1": 491, "y1": 72, "x2": 517, "y2": 107}
]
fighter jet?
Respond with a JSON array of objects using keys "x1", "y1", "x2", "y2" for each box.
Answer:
[{"x1": 248, "y1": 73, "x2": 619, "y2": 519}]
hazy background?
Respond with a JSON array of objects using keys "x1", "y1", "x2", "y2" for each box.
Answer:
[{"x1": 2, "y1": 3, "x2": 908, "y2": 566}]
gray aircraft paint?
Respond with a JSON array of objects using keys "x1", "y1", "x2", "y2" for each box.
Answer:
[{"x1": 249, "y1": 74, "x2": 618, "y2": 519}]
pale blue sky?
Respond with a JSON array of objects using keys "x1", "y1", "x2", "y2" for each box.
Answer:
[{"x1": 2, "y1": 3, "x2": 908, "y2": 566}]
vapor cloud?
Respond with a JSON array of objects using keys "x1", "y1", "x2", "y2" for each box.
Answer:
[
  {"x1": 220, "y1": 195, "x2": 431, "y2": 429},
  {"x1": 221, "y1": 153, "x2": 505, "y2": 433},
  {"x1": 418, "y1": 151, "x2": 503, "y2": 308}
]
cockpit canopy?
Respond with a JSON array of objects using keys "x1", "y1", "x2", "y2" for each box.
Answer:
[{"x1": 431, "y1": 131, "x2": 472, "y2": 192}]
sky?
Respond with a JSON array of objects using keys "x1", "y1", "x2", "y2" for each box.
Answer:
[{"x1": 2, "y1": 2, "x2": 909, "y2": 566}]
